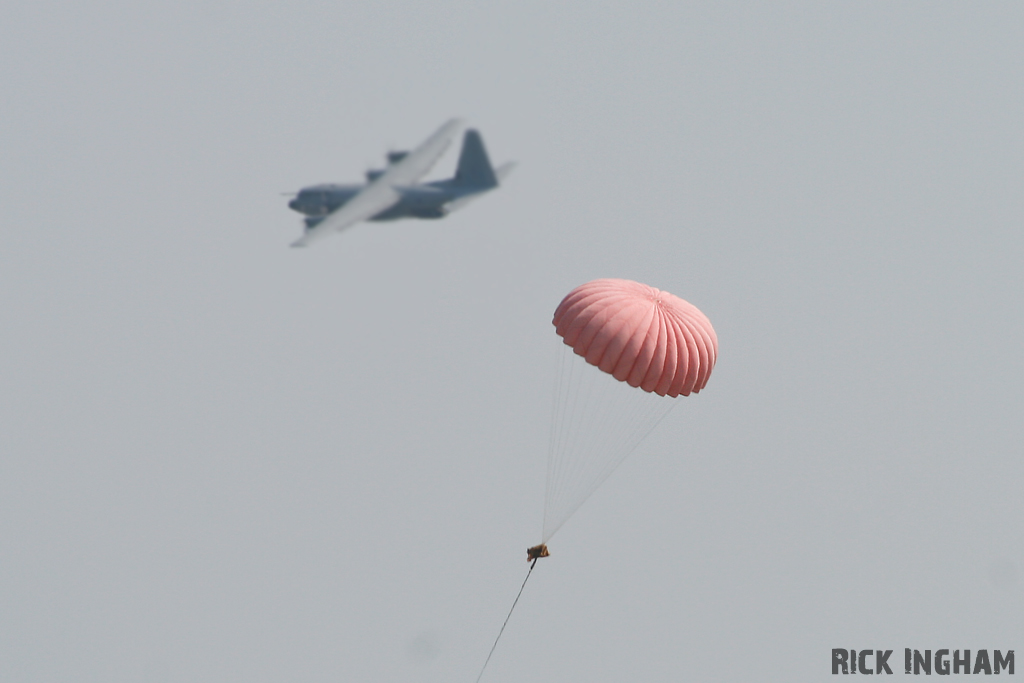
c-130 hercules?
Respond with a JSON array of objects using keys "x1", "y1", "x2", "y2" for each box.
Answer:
[{"x1": 287, "y1": 119, "x2": 514, "y2": 247}]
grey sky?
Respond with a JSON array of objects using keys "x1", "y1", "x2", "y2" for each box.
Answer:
[{"x1": 2, "y1": 2, "x2": 1022, "y2": 681}]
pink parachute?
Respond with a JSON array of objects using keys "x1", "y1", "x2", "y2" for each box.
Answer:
[
  {"x1": 553, "y1": 278, "x2": 718, "y2": 397},
  {"x1": 539, "y1": 278, "x2": 719, "y2": 545}
]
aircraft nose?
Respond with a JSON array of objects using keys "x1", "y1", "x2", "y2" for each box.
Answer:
[{"x1": 288, "y1": 197, "x2": 300, "y2": 211}]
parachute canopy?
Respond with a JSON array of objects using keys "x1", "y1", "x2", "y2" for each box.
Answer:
[{"x1": 553, "y1": 278, "x2": 718, "y2": 397}]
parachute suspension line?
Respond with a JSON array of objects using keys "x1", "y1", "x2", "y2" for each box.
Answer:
[
  {"x1": 543, "y1": 343, "x2": 571, "y2": 539},
  {"x1": 545, "y1": 346, "x2": 603, "y2": 540},
  {"x1": 542, "y1": 346, "x2": 679, "y2": 542},
  {"x1": 474, "y1": 559, "x2": 539, "y2": 683},
  {"x1": 547, "y1": 354, "x2": 603, "y2": 534},
  {"x1": 544, "y1": 346, "x2": 581, "y2": 536},
  {"x1": 578, "y1": 378, "x2": 677, "y2": 500},
  {"x1": 545, "y1": 345, "x2": 607, "y2": 538}
]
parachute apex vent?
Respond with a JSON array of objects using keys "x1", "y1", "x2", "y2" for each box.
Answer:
[{"x1": 527, "y1": 544, "x2": 550, "y2": 561}]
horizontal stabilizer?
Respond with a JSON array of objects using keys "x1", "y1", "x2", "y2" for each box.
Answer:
[
  {"x1": 494, "y1": 161, "x2": 516, "y2": 183},
  {"x1": 442, "y1": 160, "x2": 514, "y2": 215}
]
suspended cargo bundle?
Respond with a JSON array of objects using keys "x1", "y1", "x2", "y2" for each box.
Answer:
[{"x1": 539, "y1": 278, "x2": 718, "y2": 549}]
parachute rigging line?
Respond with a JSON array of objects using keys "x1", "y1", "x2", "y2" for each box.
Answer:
[{"x1": 474, "y1": 558, "x2": 538, "y2": 683}]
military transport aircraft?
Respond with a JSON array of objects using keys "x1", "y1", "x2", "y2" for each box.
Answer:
[{"x1": 287, "y1": 119, "x2": 514, "y2": 247}]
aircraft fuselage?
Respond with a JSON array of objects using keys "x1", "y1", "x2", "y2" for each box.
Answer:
[{"x1": 288, "y1": 178, "x2": 483, "y2": 228}]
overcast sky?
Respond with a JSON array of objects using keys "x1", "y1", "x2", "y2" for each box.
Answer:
[{"x1": 2, "y1": 2, "x2": 1022, "y2": 681}]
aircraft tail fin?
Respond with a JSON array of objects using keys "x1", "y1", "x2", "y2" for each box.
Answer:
[{"x1": 453, "y1": 129, "x2": 499, "y2": 189}]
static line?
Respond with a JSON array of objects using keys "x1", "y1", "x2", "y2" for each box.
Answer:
[{"x1": 474, "y1": 558, "x2": 538, "y2": 683}]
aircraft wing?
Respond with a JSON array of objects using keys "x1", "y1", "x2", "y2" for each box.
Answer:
[
  {"x1": 384, "y1": 118, "x2": 464, "y2": 185},
  {"x1": 291, "y1": 118, "x2": 463, "y2": 247}
]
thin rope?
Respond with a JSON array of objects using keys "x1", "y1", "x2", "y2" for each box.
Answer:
[
  {"x1": 474, "y1": 559, "x2": 538, "y2": 683},
  {"x1": 543, "y1": 344, "x2": 678, "y2": 542}
]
